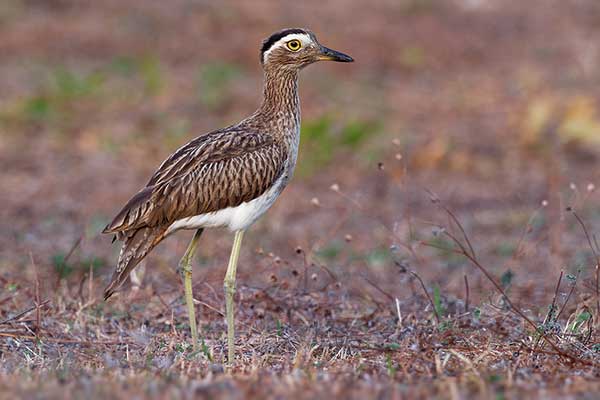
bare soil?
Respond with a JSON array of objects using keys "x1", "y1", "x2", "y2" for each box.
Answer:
[{"x1": 1, "y1": 1, "x2": 600, "y2": 398}]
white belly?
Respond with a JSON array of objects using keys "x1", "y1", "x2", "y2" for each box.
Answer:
[{"x1": 166, "y1": 174, "x2": 286, "y2": 234}]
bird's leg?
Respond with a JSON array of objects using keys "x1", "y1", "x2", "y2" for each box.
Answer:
[
  {"x1": 223, "y1": 229, "x2": 245, "y2": 364},
  {"x1": 179, "y1": 228, "x2": 204, "y2": 352}
]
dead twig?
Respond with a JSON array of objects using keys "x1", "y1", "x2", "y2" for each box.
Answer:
[
  {"x1": 464, "y1": 274, "x2": 470, "y2": 313},
  {"x1": 0, "y1": 332, "x2": 135, "y2": 346},
  {"x1": 361, "y1": 275, "x2": 394, "y2": 302},
  {"x1": 534, "y1": 270, "x2": 564, "y2": 351},
  {"x1": 0, "y1": 300, "x2": 51, "y2": 326},
  {"x1": 29, "y1": 253, "x2": 42, "y2": 337},
  {"x1": 426, "y1": 189, "x2": 476, "y2": 261},
  {"x1": 556, "y1": 269, "x2": 580, "y2": 320},
  {"x1": 550, "y1": 270, "x2": 564, "y2": 320},
  {"x1": 568, "y1": 208, "x2": 600, "y2": 320},
  {"x1": 424, "y1": 198, "x2": 595, "y2": 366},
  {"x1": 409, "y1": 271, "x2": 441, "y2": 324}
]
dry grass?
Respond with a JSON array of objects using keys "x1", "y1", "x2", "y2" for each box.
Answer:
[
  {"x1": 2, "y1": 167, "x2": 599, "y2": 398},
  {"x1": 2, "y1": 0, "x2": 600, "y2": 398}
]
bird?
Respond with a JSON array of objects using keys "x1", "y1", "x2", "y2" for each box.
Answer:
[{"x1": 102, "y1": 28, "x2": 353, "y2": 363}]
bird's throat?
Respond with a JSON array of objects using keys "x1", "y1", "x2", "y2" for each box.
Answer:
[{"x1": 259, "y1": 69, "x2": 300, "y2": 120}]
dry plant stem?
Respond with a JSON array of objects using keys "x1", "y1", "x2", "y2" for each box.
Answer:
[
  {"x1": 556, "y1": 270, "x2": 580, "y2": 320},
  {"x1": 0, "y1": 299, "x2": 50, "y2": 325},
  {"x1": 64, "y1": 236, "x2": 83, "y2": 264},
  {"x1": 180, "y1": 228, "x2": 203, "y2": 352},
  {"x1": 534, "y1": 271, "x2": 564, "y2": 351},
  {"x1": 569, "y1": 210, "x2": 600, "y2": 319},
  {"x1": 463, "y1": 274, "x2": 470, "y2": 313},
  {"x1": 293, "y1": 247, "x2": 310, "y2": 293},
  {"x1": 426, "y1": 189, "x2": 476, "y2": 261},
  {"x1": 437, "y1": 230, "x2": 588, "y2": 364},
  {"x1": 362, "y1": 275, "x2": 394, "y2": 302},
  {"x1": 426, "y1": 200, "x2": 593, "y2": 365},
  {"x1": 550, "y1": 270, "x2": 564, "y2": 319},
  {"x1": 597, "y1": 263, "x2": 600, "y2": 319},
  {"x1": 409, "y1": 271, "x2": 441, "y2": 324},
  {"x1": 55, "y1": 236, "x2": 83, "y2": 286},
  {"x1": 513, "y1": 207, "x2": 543, "y2": 260},
  {"x1": 224, "y1": 229, "x2": 245, "y2": 365},
  {"x1": 30, "y1": 253, "x2": 41, "y2": 336},
  {"x1": 88, "y1": 263, "x2": 94, "y2": 304},
  {"x1": 0, "y1": 332, "x2": 133, "y2": 346}
]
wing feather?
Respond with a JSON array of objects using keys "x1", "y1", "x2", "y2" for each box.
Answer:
[{"x1": 103, "y1": 129, "x2": 287, "y2": 234}]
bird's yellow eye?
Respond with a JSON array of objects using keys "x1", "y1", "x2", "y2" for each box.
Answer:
[{"x1": 286, "y1": 39, "x2": 302, "y2": 52}]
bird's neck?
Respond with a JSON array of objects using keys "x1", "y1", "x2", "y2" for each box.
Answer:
[{"x1": 257, "y1": 68, "x2": 300, "y2": 132}]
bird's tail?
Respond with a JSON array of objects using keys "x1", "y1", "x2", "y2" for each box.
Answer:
[{"x1": 104, "y1": 226, "x2": 167, "y2": 300}]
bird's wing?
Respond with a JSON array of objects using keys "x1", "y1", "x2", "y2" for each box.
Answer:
[{"x1": 103, "y1": 130, "x2": 287, "y2": 233}]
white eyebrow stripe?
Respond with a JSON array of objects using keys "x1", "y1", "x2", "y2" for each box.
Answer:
[{"x1": 263, "y1": 33, "x2": 312, "y2": 62}]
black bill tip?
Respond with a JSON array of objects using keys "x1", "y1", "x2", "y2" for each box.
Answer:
[{"x1": 319, "y1": 46, "x2": 354, "y2": 62}]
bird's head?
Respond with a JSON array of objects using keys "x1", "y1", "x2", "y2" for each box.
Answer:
[{"x1": 260, "y1": 28, "x2": 353, "y2": 71}]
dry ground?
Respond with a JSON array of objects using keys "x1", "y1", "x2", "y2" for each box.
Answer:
[{"x1": 1, "y1": 1, "x2": 600, "y2": 398}]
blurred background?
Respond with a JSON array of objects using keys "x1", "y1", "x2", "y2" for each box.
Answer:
[{"x1": 1, "y1": 0, "x2": 600, "y2": 322}]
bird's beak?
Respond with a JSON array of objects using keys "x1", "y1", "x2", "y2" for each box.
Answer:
[{"x1": 318, "y1": 46, "x2": 354, "y2": 62}]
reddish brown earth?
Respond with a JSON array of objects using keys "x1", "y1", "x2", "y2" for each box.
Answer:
[{"x1": 1, "y1": 1, "x2": 599, "y2": 398}]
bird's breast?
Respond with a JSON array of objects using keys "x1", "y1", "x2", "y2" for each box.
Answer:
[{"x1": 166, "y1": 173, "x2": 288, "y2": 234}]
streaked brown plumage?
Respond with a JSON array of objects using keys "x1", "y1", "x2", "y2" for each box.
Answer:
[
  {"x1": 103, "y1": 129, "x2": 289, "y2": 297},
  {"x1": 102, "y1": 28, "x2": 353, "y2": 360}
]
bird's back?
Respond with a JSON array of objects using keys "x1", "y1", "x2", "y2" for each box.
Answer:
[
  {"x1": 102, "y1": 119, "x2": 294, "y2": 298},
  {"x1": 104, "y1": 123, "x2": 289, "y2": 236}
]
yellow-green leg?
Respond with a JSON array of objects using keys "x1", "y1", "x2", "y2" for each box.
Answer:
[
  {"x1": 223, "y1": 229, "x2": 245, "y2": 364},
  {"x1": 179, "y1": 228, "x2": 203, "y2": 352}
]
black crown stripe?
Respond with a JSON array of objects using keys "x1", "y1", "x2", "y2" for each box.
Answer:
[{"x1": 260, "y1": 28, "x2": 307, "y2": 62}]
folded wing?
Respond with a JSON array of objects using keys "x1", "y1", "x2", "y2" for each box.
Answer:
[{"x1": 103, "y1": 129, "x2": 288, "y2": 235}]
